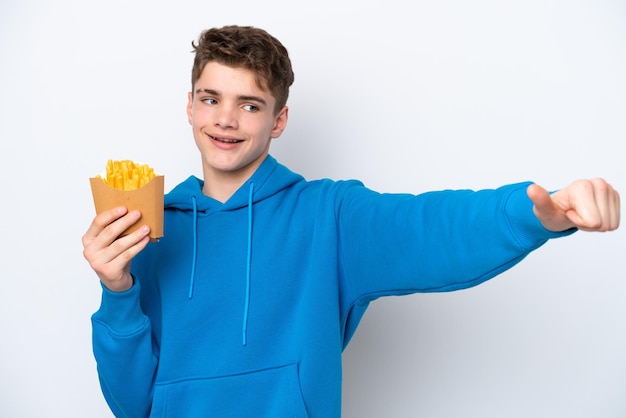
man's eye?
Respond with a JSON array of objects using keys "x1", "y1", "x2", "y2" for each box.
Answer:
[
  {"x1": 243, "y1": 104, "x2": 259, "y2": 112},
  {"x1": 202, "y1": 98, "x2": 217, "y2": 105}
]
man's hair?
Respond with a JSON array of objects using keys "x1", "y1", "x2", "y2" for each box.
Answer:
[{"x1": 191, "y1": 25, "x2": 295, "y2": 113}]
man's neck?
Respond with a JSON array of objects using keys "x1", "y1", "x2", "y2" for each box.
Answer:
[
  {"x1": 200, "y1": 153, "x2": 268, "y2": 202},
  {"x1": 202, "y1": 174, "x2": 244, "y2": 203}
]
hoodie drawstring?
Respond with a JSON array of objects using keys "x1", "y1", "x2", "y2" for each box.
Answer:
[
  {"x1": 187, "y1": 184, "x2": 254, "y2": 346},
  {"x1": 242, "y1": 182, "x2": 255, "y2": 346},
  {"x1": 188, "y1": 195, "x2": 198, "y2": 299}
]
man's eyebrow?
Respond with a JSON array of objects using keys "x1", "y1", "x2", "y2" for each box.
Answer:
[
  {"x1": 238, "y1": 95, "x2": 267, "y2": 106},
  {"x1": 195, "y1": 88, "x2": 218, "y2": 95}
]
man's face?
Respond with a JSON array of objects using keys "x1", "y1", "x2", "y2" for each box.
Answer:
[{"x1": 187, "y1": 62, "x2": 288, "y2": 190}]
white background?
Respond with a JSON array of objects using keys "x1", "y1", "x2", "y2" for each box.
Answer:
[{"x1": 1, "y1": 1, "x2": 625, "y2": 417}]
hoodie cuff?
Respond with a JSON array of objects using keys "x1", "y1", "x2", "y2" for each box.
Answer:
[
  {"x1": 504, "y1": 182, "x2": 577, "y2": 250},
  {"x1": 92, "y1": 276, "x2": 147, "y2": 335}
]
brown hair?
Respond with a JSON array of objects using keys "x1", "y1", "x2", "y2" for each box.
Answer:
[{"x1": 191, "y1": 25, "x2": 295, "y2": 113}]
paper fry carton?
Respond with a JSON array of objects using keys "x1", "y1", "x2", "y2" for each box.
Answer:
[{"x1": 89, "y1": 175, "x2": 164, "y2": 241}]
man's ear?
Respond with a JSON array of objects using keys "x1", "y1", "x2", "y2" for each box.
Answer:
[
  {"x1": 271, "y1": 106, "x2": 289, "y2": 138},
  {"x1": 186, "y1": 91, "x2": 193, "y2": 125}
]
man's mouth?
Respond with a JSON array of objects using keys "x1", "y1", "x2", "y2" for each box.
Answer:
[{"x1": 210, "y1": 134, "x2": 243, "y2": 144}]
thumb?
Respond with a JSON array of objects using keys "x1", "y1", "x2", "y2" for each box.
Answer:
[
  {"x1": 526, "y1": 183, "x2": 577, "y2": 232},
  {"x1": 527, "y1": 183, "x2": 567, "y2": 231},
  {"x1": 526, "y1": 183, "x2": 554, "y2": 216}
]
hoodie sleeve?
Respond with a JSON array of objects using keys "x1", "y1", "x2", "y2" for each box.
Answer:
[
  {"x1": 336, "y1": 181, "x2": 575, "y2": 340},
  {"x1": 91, "y1": 278, "x2": 157, "y2": 418}
]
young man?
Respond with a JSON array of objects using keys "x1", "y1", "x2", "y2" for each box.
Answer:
[{"x1": 82, "y1": 25, "x2": 620, "y2": 417}]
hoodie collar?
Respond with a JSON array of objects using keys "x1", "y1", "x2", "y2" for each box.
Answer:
[{"x1": 164, "y1": 154, "x2": 303, "y2": 212}]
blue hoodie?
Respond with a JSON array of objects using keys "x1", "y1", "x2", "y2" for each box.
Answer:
[{"x1": 91, "y1": 155, "x2": 572, "y2": 417}]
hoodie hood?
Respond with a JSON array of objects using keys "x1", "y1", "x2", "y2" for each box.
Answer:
[
  {"x1": 164, "y1": 154, "x2": 303, "y2": 212},
  {"x1": 162, "y1": 155, "x2": 304, "y2": 345}
]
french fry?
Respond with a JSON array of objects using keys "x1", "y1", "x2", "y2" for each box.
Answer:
[
  {"x1": 90, "y1": 159, "x2": 164, "y2": 240},
  {"x1": 96, "y1": 159, "x2": 156, "y2": 191}
]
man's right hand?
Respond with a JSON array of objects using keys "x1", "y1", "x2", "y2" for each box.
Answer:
[{"x1": 82, "y1": 206, "x2": 151, "y2": 292}]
